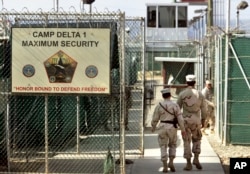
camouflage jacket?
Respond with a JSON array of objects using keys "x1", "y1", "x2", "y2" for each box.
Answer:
[
  {"x1": 177, "y1": 86, "x2": 207, "y2": 124},
  {"x1": 151, "y1": 98, "x2": 185, "y2": 132}
]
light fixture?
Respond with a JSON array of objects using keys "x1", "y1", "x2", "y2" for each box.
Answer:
[
  {"x1": 237, "y1": 1, "x2": 248, "y2": 10},
  {"x1": 236, "y1": 1, "x2": 248, "y2": 30},
  {"x1": 83, "y1": 0, "x2": 95, "y2": 4}
]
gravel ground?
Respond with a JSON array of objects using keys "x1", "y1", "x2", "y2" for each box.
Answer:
[{"x1": 205, "y1": 132, "x2": 250, "y2": 174}]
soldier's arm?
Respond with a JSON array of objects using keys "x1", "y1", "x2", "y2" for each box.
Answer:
[
  {"x1": 206, "y1": 99, "x2": 215, "y2": 107},
  {"x1": 201, "y1": 100, "x2": 207, "y2": 120},
  {"x1": 174, "y1": 105, "x2": 186, "y2": 139},
  {"x1": 200, "y1": 92, "x2": 207, "y2": 127},
  {"x1": 151, "y1": 105, "x2": 161, "y2": 130},
  {"x1": 176, "y1": 95, "x2": 182, "y2": 108},
  {"x1": 175, "y1": 105, "x2": 185, "y2": 132},
  {"x1": 201, "y1": 88, "x2": 206, "y2": 96},
  {"x1": 202, "y1": 88, "x2": 209, "y2": 101}
]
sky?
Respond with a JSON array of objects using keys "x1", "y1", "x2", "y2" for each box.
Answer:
[{"x1": 1, "y1": 0, "x2": 250, "y2": 21}]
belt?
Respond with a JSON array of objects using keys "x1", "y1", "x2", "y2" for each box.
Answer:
[
  {"x1": 161, "y1": 120, "x2": 174, "y2": 124},
  {"x1": 160, "y1": 120, "x2": 177, "y2": 128}
]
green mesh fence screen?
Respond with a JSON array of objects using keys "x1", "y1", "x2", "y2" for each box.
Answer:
[{"x1": 216, "y1": 36, "x2": 250, "y2": 144}]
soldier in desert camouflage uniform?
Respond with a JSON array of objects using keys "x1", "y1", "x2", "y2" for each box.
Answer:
[
  {"x1": 176, "y1": 75, "x2": 207, "y2": 171},
  {"x1": 151, "y1": 88, "x2": 186, "y2": 173},
  {"x1": 202, "y1": 80, "x2": 215, "y2": 134}
]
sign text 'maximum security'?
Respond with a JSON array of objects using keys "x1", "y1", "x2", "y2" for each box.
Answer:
[{"x1": 22, "y1": 40, "x2": 99, "y2": 47}]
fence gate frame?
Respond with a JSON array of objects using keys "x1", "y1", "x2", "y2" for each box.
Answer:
[{"x1": 0, "y1": 10, "x2": 145, "y2": 174}]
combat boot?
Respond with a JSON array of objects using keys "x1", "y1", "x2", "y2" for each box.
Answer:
[
  {"x1": 193, "y1": 153, "x2": 202, "y2": 169},
  {"x1": 168, "y1": 157, "x2": 175, "y2": 172},
  {"x1": 183, "y1": 158, "x2": 192, "y2": 171},
  {"x1": 162, "y1": 160, "x2": 168, "y2": 173}
]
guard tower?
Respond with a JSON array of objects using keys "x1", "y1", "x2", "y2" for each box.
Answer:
[
  {"x1": 146, "y1": 2, "x2": 189, "y2": 45},
  {"x1": 145, "y1": 2, "x2": 208, "y2": 92}
]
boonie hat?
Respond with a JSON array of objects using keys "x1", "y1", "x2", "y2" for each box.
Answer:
[
  {"x1": 161, "y1": 88, "x2": 171, "y2": 94},
  {"x1": 186, "y1": 74, "x2": 196, "y2": 82}
]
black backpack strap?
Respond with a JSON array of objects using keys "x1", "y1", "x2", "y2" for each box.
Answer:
[
  {"x1": 159, "y1": 102, "x2": 174, "y2": 115},
  {"x1": 159, "y1": 102, "x2": 178, "y2": 128}
]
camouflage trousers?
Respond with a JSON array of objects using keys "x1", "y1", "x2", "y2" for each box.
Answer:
[
  {"x1": 204, "y1": 105, "x2": 215, "y2": 130},
  {"x1": 157, "y1": 128, "x2": 177, "y2": 162},
  {"x1": 183, "y1": 122, "x2": 202, "y2": 159}
]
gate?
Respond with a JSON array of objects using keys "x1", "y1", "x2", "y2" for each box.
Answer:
[{"x1": 0, "y1": 10, "x2": 145, "y2": 173}]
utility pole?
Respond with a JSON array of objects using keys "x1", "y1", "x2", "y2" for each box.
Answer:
[
  {"x1": 54, "y1": 0, "x2": 59, "y2": 12},
  {"x1": 223, "y1": 0, "x2": 230, "y2": 146},
  {"x1": 206, "y1": 0, "x2": 213, "y2": 80},
  {"x1": 207, "y1": 0, "x2": 213, "y2": 30}
]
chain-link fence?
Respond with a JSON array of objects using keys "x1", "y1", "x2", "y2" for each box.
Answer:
[{"x1": 0, "y1": 10, "x2": 145, "y2": 174}]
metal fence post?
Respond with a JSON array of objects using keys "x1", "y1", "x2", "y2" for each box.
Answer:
[{"x1": 44, "y1": 95, "x2": 49, "y2": 174}]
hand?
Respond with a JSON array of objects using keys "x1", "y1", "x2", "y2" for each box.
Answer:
[
  {"x1": 181, "y1": 131, "x2": 186, "y2": 139},
  {"x1": 201, "y1": 119, "x2": 205, "y2": 128}
]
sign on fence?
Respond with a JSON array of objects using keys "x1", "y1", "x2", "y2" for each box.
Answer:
[{"x1": 12, "y1": 28, "x2": 110, "y2": 94}]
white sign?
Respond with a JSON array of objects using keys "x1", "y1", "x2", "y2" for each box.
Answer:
[{"x1": 12, "y1": 28, "x2": 110, "y2": 94}]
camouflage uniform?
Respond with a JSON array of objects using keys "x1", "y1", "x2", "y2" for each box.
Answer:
[
  {"x1": 202, "y1": 83, "x2": 215, "y2": 132},
  {"x1": 151, "y1": 88, "x2": 185, "y2": 172},
  {"x1": 176, "y1": 75, "x2": 207, "y2": 170}
]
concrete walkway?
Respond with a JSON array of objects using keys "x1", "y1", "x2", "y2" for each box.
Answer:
[{"x1": 126, "y1": 129, "x2": 224, "y2": 174}]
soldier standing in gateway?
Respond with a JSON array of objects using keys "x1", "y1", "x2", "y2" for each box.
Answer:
[
  {"x1": 201, "y1": 80, "x2": 215, "y2": 134},
  {"x1": 151, "y1": 88, "x2": 186, "y2": 173},
  {"x1": 176, "y1": 74, "x2": 207, "y2": 171}
]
